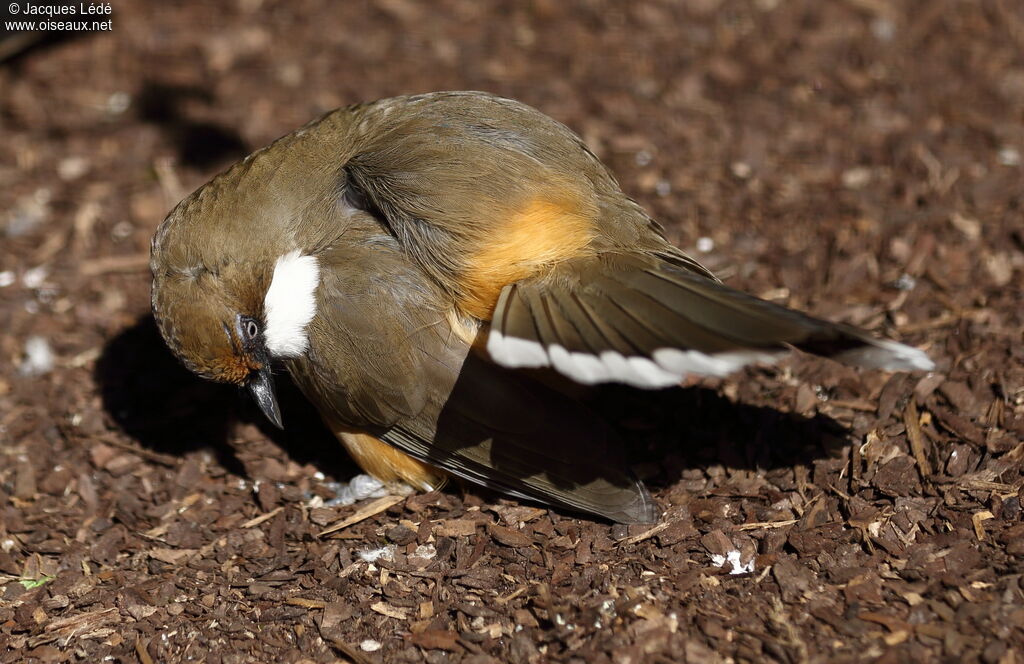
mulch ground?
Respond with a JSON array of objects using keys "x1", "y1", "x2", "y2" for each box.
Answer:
[{"x1": 2, "y1": 1, "x2": 1023, "y2": 662}]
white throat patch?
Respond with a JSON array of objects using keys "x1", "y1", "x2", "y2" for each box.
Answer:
[{"x1": 263, "y1": 250, "x2": 320, "y2": 358}]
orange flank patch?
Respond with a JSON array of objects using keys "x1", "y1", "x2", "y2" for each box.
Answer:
[
  {"x1": 459, "y1": 196, "x2": 595, "y2": 320},
  {"x1": 337, "y1": 431, "x2": 446, "y2": 491}
]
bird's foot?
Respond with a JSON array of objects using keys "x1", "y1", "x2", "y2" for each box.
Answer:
[{"x1": 323, "y1": 473, "x2": 416, "y2": 507}]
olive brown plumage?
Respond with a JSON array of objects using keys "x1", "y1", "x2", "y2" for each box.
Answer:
[{"x1": 151, "y1": 91, "x2": 933, "y2": 523}]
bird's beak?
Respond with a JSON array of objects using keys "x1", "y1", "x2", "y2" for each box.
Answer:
[{"x1": 247, "y1": 366, "x2": 283, "y2": 429}]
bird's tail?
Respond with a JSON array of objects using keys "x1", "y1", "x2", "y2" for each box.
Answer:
[{"x1": 487, "y1": 253, "x2": 934, "y2": 388}]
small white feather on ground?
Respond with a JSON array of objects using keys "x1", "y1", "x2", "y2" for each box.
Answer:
[
  {"x1": 20, "y1": 336, "x2": 55, "y2": 376},
  {"x1": 711, "y1": 550, "x2": 755, "y2": 575}
]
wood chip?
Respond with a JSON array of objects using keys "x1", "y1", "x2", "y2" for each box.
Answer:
[
  {"x1": 858, "y1": 611, "x2": 912, "y2": 633},
  {"x1": 736, "y1": 519, "x2": 799, "y2": 531},
  {"x1": 44, "y1": 608, "x2": 118, "y2": 636},
  {"x1": 971, "y1": 510, "x2": 994, "y2": 541},
  {"x1": 409, "y1": 629, "x2": 461, "y2": 651},
  {"x1": 242, "y1": 506, "x2": 284, "y2": 528},
  {"x1": 487, "y1": 522, "x2": 533, "y2": 547},
  {"x1": 370, "y1": 601, "x2": 410, "y2": 620},
  {"x1": 435, "y1": 519, "x2": 478, "y2": 537},
  {"x1": 148, "y1": 548, "x2": 198, "y2": 565},
  {"x1": 97, "y1": 435, "x2": 180, "y2": 467},
  {"x1": 904, "y1": 400, "x2": 933, "y2": 477},
  {"x1": 285, "y1": 597, "x2": 328, "y2": 609},
  {"x1": 319, "y1": 495, "x2": 405, "y2": 536},
  {"x1": 617, "y1": 521, "x2": 669, "y2": 546},
  {"x1": 496, "y1": 585, "x2": 529, "y2": 605},
  {"x1": 824, "y1": 399, "x2": 877, "y2": 412}
]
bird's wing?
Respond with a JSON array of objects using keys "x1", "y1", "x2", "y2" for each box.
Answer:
[
  {"x1": 487, "y1": 253, "x2": 935, "y2": 389},
  {"x1": 336, "y1": 93, "x2": 932, "y2": 389},
  {"x1": 378, "y1": 352, "x2": 659, "y2": 524},
  {"x1": 288, "y1": 216, "x2": 658, "y2": 523},
  {"x1": 340, "y1": 92, "x2": 708, "y2": 317}
]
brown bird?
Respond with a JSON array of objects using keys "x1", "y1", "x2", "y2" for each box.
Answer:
[{"x1": 150, "y1": 91, "x2": 933, "y2": 523}]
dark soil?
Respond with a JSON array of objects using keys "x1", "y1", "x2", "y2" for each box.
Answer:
[{"x1": 2, "y1": 1, "x2": 1023, "y2": 662}]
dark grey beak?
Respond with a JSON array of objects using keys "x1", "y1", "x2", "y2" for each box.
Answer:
[{"x1": 247, "y1": 367, "x2": 283, "y2": 429}]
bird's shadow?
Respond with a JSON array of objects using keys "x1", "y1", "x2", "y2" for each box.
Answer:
[
  {"x1": 94, "y1": 314, "x2": 358, "y2": 481},
  {"x1": 592, "y1": 381, "x2": 847, "y2": 491},
  {"x1": 95, "y1": 314, "x2": 847, "y2": 510},
  {"x1": 135, "y1": 81, "x2": 249, "y2": 171}
]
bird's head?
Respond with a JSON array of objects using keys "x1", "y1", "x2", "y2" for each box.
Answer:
[
  {"x1": 150, "y1": 174, "x2": 323, "y2": 430},
  {"x1": 150, "y1": 263, "x2": 284, "y2": 428}
]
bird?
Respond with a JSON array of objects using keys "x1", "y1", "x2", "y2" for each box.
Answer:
[{"x1": 150, "y1": 91, "x2": 934, "y2": 523}]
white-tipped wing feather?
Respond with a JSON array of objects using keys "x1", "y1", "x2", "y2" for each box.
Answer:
[{"x1": 488, "y1": 254, "x2": 934, "y2": 388}]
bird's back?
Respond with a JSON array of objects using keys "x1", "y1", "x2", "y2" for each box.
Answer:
[{"x1": 335, "y1": 91, "x2": 710, "y2": 318}]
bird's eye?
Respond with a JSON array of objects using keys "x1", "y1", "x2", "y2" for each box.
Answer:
[{"x1": 241, "y1": 317, "x2": 260, "y2": 341}]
